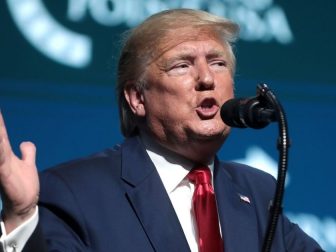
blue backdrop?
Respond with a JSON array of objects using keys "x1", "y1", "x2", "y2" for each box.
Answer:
[{"x1": 1, "y1": 0, "x2": 335, "y2": 250}]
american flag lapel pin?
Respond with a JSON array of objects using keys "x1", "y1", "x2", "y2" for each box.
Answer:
[{"x1": 239, "y1": 194, "x2": 251, "y2": 204}]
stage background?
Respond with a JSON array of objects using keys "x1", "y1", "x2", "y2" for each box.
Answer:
[{"x1": 1, "y1": 0, "x2": 335, "y2": 250}]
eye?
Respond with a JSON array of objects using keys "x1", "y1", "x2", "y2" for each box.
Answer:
[
  {"x1": 212, "y1": 60, "x2": 227, "y2": 67},
  {"x1": 210, "y1": 60, "x2": 228, "y2": 71},
  {"x1": 175, "y1": 63, "x2": 189, "y2": 69},
  {"x1": 167, "y1": 62, "x2": 190, "y2": 75}
]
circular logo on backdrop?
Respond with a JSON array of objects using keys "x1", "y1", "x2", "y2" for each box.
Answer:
[{"x1": 6, "y1": 0, "x2": 92, "y2": 68}]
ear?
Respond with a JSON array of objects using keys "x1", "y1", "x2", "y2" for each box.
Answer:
[{"x1": 124, "y1": 85, "x2": 146, "y2": 117}]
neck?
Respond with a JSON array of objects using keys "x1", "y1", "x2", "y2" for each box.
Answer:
[{"x1": 139, "y1": 130, "x2": 219, "y2": 165}]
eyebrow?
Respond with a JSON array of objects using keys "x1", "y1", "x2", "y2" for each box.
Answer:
[
  {"x1": 161, "y1": 48, "x2": 227, "y2": 69},
  {"x1": 163, "y1": 53, "x2": 194, "y2": 67},
  {"x1": 206, "y1": 49, "x2": 227, "y2": 59}
]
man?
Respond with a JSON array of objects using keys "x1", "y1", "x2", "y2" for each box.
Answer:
[{"x1": 0, "y1": 9, "x2": 322, "y2": 252}]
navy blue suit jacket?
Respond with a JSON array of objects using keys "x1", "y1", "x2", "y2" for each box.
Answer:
[{"x1": 25, "y1": 136, "x2": 322, "y2": 251}]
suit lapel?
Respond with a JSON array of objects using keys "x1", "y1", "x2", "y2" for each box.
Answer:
[
  {"x1": 214, "y1": 160, "x2": 261, "y2": 252},
  {"x1": 120, "y1": 137, "x2": 190, "y2": 252}
]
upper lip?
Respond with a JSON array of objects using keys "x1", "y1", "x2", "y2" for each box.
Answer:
[
  {"x1": 195, "y1": 97, "x2": 219, "y2": 119},
  {"x1": 198, "y1": 97, "x2": 219, "y2": 108}
]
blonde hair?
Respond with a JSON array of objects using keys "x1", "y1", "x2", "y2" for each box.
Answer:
[{"x1": 117, "y1": 9, "x2": 239, "y2": 137}]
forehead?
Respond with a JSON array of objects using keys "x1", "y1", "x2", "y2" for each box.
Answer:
[
  {"x1": 161, "y1": 40, "x2": 227, "y2": 58},
  {"x1": 155, "y1": 29, "x2": 229, "y2": 60}
]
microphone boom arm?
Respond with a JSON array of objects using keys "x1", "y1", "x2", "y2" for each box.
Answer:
[
  {"x1": 256, "y1": 84, "x2": 291, "y2": 252},
  {"x1": 220, "y1": 83, "x2": 290, "y2": 251}
]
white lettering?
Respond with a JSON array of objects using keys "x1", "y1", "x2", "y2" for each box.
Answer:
[
  {"x1": 265, "y1": 6, "x2": 293, "y2": 44},
  {"x1": 239, "y1": 0, "x2": 272, "y2": 11},
  {"x1": 89, "y1": 0, "x2": 124, "y2": 26},
  {"x1": 67, "y1": 0, "x2": 89, "y2": 21},
  {"x1": 232, "y1": 5, "x2": 268, "y2": 41},
  {"x1": 66, "y1": 0, "x2": 294, "y2": 44},
  {"x1": 6, "y1": 0, "x2": 295, "y2": 68}
]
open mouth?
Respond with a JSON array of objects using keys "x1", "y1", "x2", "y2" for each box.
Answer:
[{"x1": 196, "y1": 98, "x2": 219, "y2": 119}]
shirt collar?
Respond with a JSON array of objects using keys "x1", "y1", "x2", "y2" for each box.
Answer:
[{"x1": 140, "y1": 132, "x2": 215, "y2": 193}]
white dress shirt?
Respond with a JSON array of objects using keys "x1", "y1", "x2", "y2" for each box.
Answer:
[{"x1": 0, "y1": 206, "x2": 38, "y2": 252}]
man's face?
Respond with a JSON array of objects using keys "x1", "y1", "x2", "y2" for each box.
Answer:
[{"x1": 130, "y1": 33, "x2": 234, "y2": 162}]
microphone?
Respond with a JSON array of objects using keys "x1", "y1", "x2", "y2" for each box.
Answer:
[
  {"x1": 220, "y1": 96, "x2": 276, "y2": 129},
  {"x1": 220, "y1": 84, "x2": 289, "y2": 252}
]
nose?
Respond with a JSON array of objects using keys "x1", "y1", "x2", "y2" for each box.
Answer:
[{"x1": 195, "y1": 61, "x2": 215, "y2": 91}]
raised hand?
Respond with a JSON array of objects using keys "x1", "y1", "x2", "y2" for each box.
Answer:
[{"x1": 0, "y1": 112, "x2": 39, "y2": 233}]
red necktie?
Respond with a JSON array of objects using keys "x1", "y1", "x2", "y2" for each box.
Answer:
[{"x1": 188, "y1": 166, "x2": 223, "y2": 252}]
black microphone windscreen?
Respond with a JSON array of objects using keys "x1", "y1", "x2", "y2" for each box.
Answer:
[
  {"x1": 220, "y1": 98, "x2": 248, "y2": 128},
  {"x1": 220, "y1": 97, "x2": 273, "y2": 129}
]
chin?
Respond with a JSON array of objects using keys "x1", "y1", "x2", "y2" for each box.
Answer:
[
  {"x1": 195, "y1": 122, "x2": 229, "y2": 138},
  {"x1": 190, "y1": 127, "x2": 229, "y2": 143}
]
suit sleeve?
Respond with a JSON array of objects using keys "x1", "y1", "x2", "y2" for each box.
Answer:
[
  {"x1": 223, "y1": 162, "x2": 325, "y2": 251},
  {"x1": 22, "y1": 223, "x2": 48, "y2": 252},
  {"x1": 281, "y1": 214, "x2": 325, "y2": 252},
  {"x1": 32, "y1": 170, "x2": 92, "y2": 252}
]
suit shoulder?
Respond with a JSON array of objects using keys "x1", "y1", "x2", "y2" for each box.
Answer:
[
  {"x1": 40, "y1": 144, "x2": 122, "y2": 182},
  {"x1": 219, "y1": 161, "x2": 277, "y2": 196},
  {"x1": 221, "y1": 161, "x2": 275, "y2": 180}
]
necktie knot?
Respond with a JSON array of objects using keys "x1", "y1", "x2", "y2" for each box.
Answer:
[{"x1": 187, "y1": 166, "x2": 211, "y2": 185}]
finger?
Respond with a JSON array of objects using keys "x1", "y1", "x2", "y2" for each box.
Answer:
[
  {"x1": 0, "y1": 111, "x2": 13, "y2": 166},
  {"x1": 0, "y1": 111, "x2": 12, "y2": 151},
  {"x1": 20, "y1": 142, "x2": 36, "y2": 166}
]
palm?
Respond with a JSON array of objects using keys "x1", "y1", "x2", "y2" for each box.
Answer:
[{"x1": 0, "y1": 112, "x2": 39, "y2": 232}]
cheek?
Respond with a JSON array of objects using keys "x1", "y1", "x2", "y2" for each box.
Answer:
[
  {"x1": 145, "y1": 85, "x2": 195, "y2": 115},
  {"x1": 149, "y1": 98, "x2": 192, "y2": 122},
  {"x1": 218, "y1": 77, "x2": 234, "y2": 100}
]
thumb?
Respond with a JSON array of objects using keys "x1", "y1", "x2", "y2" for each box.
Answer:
[{"x1": 20, "y1": 142, "x2": 36, "y2": 166}]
